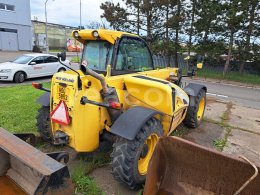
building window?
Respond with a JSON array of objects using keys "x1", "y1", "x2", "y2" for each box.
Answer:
[
  {"x1": 0, "y1": 28, "x2": 17, "y2": 33},
  {"x1": 0, "y1": 3, "x2": 15, "y2": 11},
  {"x1": 0, "y1": 3, "x2": 5, "y2": 9},
  {"x1": 6, "y1": 4, "x2": 15, "y2": 11}
]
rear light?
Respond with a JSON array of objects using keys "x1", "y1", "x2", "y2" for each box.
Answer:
[
  {"x1": 32, "y1": 82, "x2": 42, "y2": 89},
  {"x1": 109, "y1": 101, "x2": 121, "y2": 110}
]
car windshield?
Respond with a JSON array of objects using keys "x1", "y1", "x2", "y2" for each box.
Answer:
[
  {"x1": 82, "y1": 41, "x2": 113, "y2": 71},
  {"x1": 12, "y1": 55, "x2": 34, "y2": 64}
]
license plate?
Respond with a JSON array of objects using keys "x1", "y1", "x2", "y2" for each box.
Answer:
[{"x1": 58, "y1": 86, "x2": 68, "y2": 101}]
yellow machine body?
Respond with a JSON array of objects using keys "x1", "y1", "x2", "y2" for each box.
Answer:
[{"x1": 51, "y1": 68, "x2": 189, "y2": 152}]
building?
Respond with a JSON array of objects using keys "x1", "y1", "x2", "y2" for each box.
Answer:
[
  {"x1": 32, "y1": 20, "x2": 76, "y2": 51},
  {"x1": 0, "y1": 0, "x2": 32, "y2": 51}
]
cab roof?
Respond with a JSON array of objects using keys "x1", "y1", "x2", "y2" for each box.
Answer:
[{"x1": 72, "y1": 29, "x2": 138, "y2": 45}]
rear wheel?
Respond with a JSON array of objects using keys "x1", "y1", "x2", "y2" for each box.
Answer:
[
  {"x1": 14, "y1": 72, "x2": 26, "y2": 83},
  {"x1": 184, "y1": 89, "x2": 206, "y2": 128},
  {"x1": 36, "y1": 106, "x2": 52, "y2": 142},
  {"x1": 111, "y1": 118, "x2": 163, "y2": 190}
]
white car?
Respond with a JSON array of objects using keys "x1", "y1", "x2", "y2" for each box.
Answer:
[{"x1": 0, "y1": 53, "x2": 70, "y2": 83}]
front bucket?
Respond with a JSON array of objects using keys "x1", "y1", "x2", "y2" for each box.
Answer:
[
  {"x1": 143, "y1": 136, "x2": 260, "y2": 195},
  {"x1": 0, "y1": 127, "x2": 73, "y2": 195}
]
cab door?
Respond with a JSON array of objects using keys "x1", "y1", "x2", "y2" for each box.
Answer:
[{"x1": 112, "y1": 36, "x2": 154, "y2": 75}]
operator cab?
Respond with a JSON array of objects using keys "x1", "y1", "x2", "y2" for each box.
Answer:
[{"x1": 77, "y1": 30, "x2": 154, "y2": 76}]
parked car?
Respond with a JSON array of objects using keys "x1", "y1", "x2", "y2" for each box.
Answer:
[{"x1": 0, "y1": 53, "x2": 70, "y2": 83}]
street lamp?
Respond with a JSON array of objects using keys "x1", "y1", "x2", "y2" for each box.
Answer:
[
  {"x1": 44, "y1": 0, "x2": 54, "y2": 53},
  {"x1": 80, "y1": 0, "x2": 82, "y2": 29}
]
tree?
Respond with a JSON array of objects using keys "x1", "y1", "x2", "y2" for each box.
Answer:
[
  {"x1": 239, "y1": 0, "x2": 259, "y2": 74},
  {"x1": 193, "y1": 0, "x2": 223, "y2": 56},
  {"x1": 125, "y1": 0, "x2": 142, "y2": 35},
  {"x1": 100, "y1": 1, "x2": 129, "y2": 31},
  {"x1": 187, "y1": 0, "x2": 196, "y2": 56},
  {"x1": 222, "y1": 0, "x2": 246, "y2": 76}
]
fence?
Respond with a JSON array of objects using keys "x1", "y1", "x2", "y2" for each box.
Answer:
[{"x1": 153, "y1": 54, "x2": 186, "y2": 69}]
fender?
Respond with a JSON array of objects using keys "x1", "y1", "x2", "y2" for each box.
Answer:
[
  {"x1": 109, "y1": 106, "x2": 162, "y2": 140},
  {"x1": 184, "y1": 83, "x2": 207, "y2": 106},
  {"x1": 36, "y1": 92, "x2": 50, "y2": 107}
]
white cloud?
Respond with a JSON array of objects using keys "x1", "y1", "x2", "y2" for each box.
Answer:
[{"x1": 30, "y1": 0, "x2": 111, "y2": 27}]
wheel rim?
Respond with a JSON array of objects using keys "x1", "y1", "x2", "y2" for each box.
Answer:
[
  {"x1": 197, "y1": 97, "x2": 205, "y2": 120},
  {"x1": 138, "y1": 133, "x2": 159, "y2": 175},
  {"x1": 19, "y1": 73, "x2": 25, "y2": 82}
]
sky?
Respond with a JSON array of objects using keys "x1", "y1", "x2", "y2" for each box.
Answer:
[{"x1": 30, "y1": 0, "x2": 116, "y2": 27}]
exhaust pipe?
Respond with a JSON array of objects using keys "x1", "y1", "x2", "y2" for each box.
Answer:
[
  {"x1": 85, "y1": 67, "x2": 109, "y2": 94},
  {"x1": 81, "y1": 65, "x2": 121, "y2": 122}
]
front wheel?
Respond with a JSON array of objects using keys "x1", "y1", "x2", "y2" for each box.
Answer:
[
  {"x1": 111, "y1": 118, "x2": 163, "y2": 190},
  {"x1": 14, "y1": 72, "x2": 26, "y2": 83},
  {"x1": 184, "y1": 89, "x2": 206, "y2": 128}
]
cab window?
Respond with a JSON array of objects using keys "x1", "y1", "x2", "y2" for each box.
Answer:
[
  {"x1": 115, "y1": 38, "x2": 153, "y2": 71},
  {"x1": 82, "y1": 41, "x2": 112, "y2": 71}
]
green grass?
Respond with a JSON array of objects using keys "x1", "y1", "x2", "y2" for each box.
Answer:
[
  {"x1": 71, "y1": 161, "x2": 105, "y2": 195},
  {"x1": 171, "y1": 124, "x2": 190, "y2": 137},
  {"x1": 0, "y1": 83, "x2": 50, "y2": 133},
  {"x1": 197, "y1": 69, "x2": 260, "y2": 84},
  {"x1": 213, "y1": 139, "x2": 226, "y2": 151},
  {"x1": 71, "y1": 56, "x2": 81, "y2": 63},
  {"x1": 49, "y1": 49, "x2": 64, "y2": 53},
  {"x1": 71, "y1": 151, "x2": 111, "y2": 195}
]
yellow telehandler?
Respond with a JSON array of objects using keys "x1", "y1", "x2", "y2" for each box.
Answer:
[{"x1": 34, "y1": 29, "x2": 206, "y2": 189}]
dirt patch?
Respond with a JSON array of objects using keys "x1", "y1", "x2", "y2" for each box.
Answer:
[
  {"x1": 89, "y1": 165, "x2": 140, "y2": 195},
  {"x1": 204, "y1": 102, "x2": 227, "y2": 122},
  {"x1": 221, "y1": 101, "x2": 233, "y2": 122},
  {"x1": 183, "y1": 122, "x2": 226, "y2": 149},
  {"x1": 229, "y1": 105, "x2": 260, "y2": 134},
  {"x1": 206, "y1": 96, "x2": 218, "y2": 105},
  {"x1": 223, "y1": 129, "x2": 260, "y2": 164}
]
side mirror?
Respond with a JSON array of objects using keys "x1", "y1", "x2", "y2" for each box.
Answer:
[
  {"x1": 57, "y1": 51, "x2": 66, "y2": 61},
  {"x1": 197, "y1": 62, "x2": 203, "y2": 69},
  {"x1": 29, "y1": 62, "x2": 36, "y2": 65}
]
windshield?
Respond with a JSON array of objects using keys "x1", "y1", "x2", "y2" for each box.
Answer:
[
  {"x1": 12, "y1": 55, "x2": 34, "y2": 64},
  {"x1": 82, "y1": 41, "x2": 113, "y2": 71}
]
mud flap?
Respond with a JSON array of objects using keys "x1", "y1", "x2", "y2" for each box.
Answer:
[
  {"x1": 143, "y1": 136, "x2": 260, "y2": 195},
  {"x1": 0, "y1": 127, "x2": 73, "y2": 195}
]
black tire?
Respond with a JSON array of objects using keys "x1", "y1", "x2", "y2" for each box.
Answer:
[
  {"x1": 36, "y1": 106, "x2": 52, "y2": 143},
  {"x1": 111, "y1": 118, "x2": 163, "y2": 190},
  {"x1": 58, "y1": 68, "x2": 66, "y2": 72},
  {"x1": 184, "y1": 89, "x2": 206, "y2": 128},
  {"x1": 14, "y1": 71, "x2": 26, "y2": 83}
]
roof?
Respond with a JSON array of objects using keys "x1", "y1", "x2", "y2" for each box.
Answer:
[
  {"x1": 24, "y1": 53, "x2": 56, "y2": 57},
  {"x1": 72, "y1": 29, "x2": 138, "y2": 45}
]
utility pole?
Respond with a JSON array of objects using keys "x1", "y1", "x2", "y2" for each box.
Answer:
[
  {"x1": 80, "y1": 0, "x2": 82, "y2": 29},
  {"x1": 45, "y1": 0, "x2": 49, "y2": 53}
]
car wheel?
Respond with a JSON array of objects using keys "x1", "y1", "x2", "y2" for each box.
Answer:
[
  {"x1": 14, "y1": 72, "x2": 26, "y2": 83},
  {"x1": 58, "y1": 68, "x2": 66, "y2": 72}
]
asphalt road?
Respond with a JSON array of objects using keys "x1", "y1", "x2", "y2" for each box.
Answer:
[
  {"x1": 183, "y1": 78, "x2": 260, "y2": 109},
  {"x1": 0, "y1": 72, "x2": 259, "y2": 109}
]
